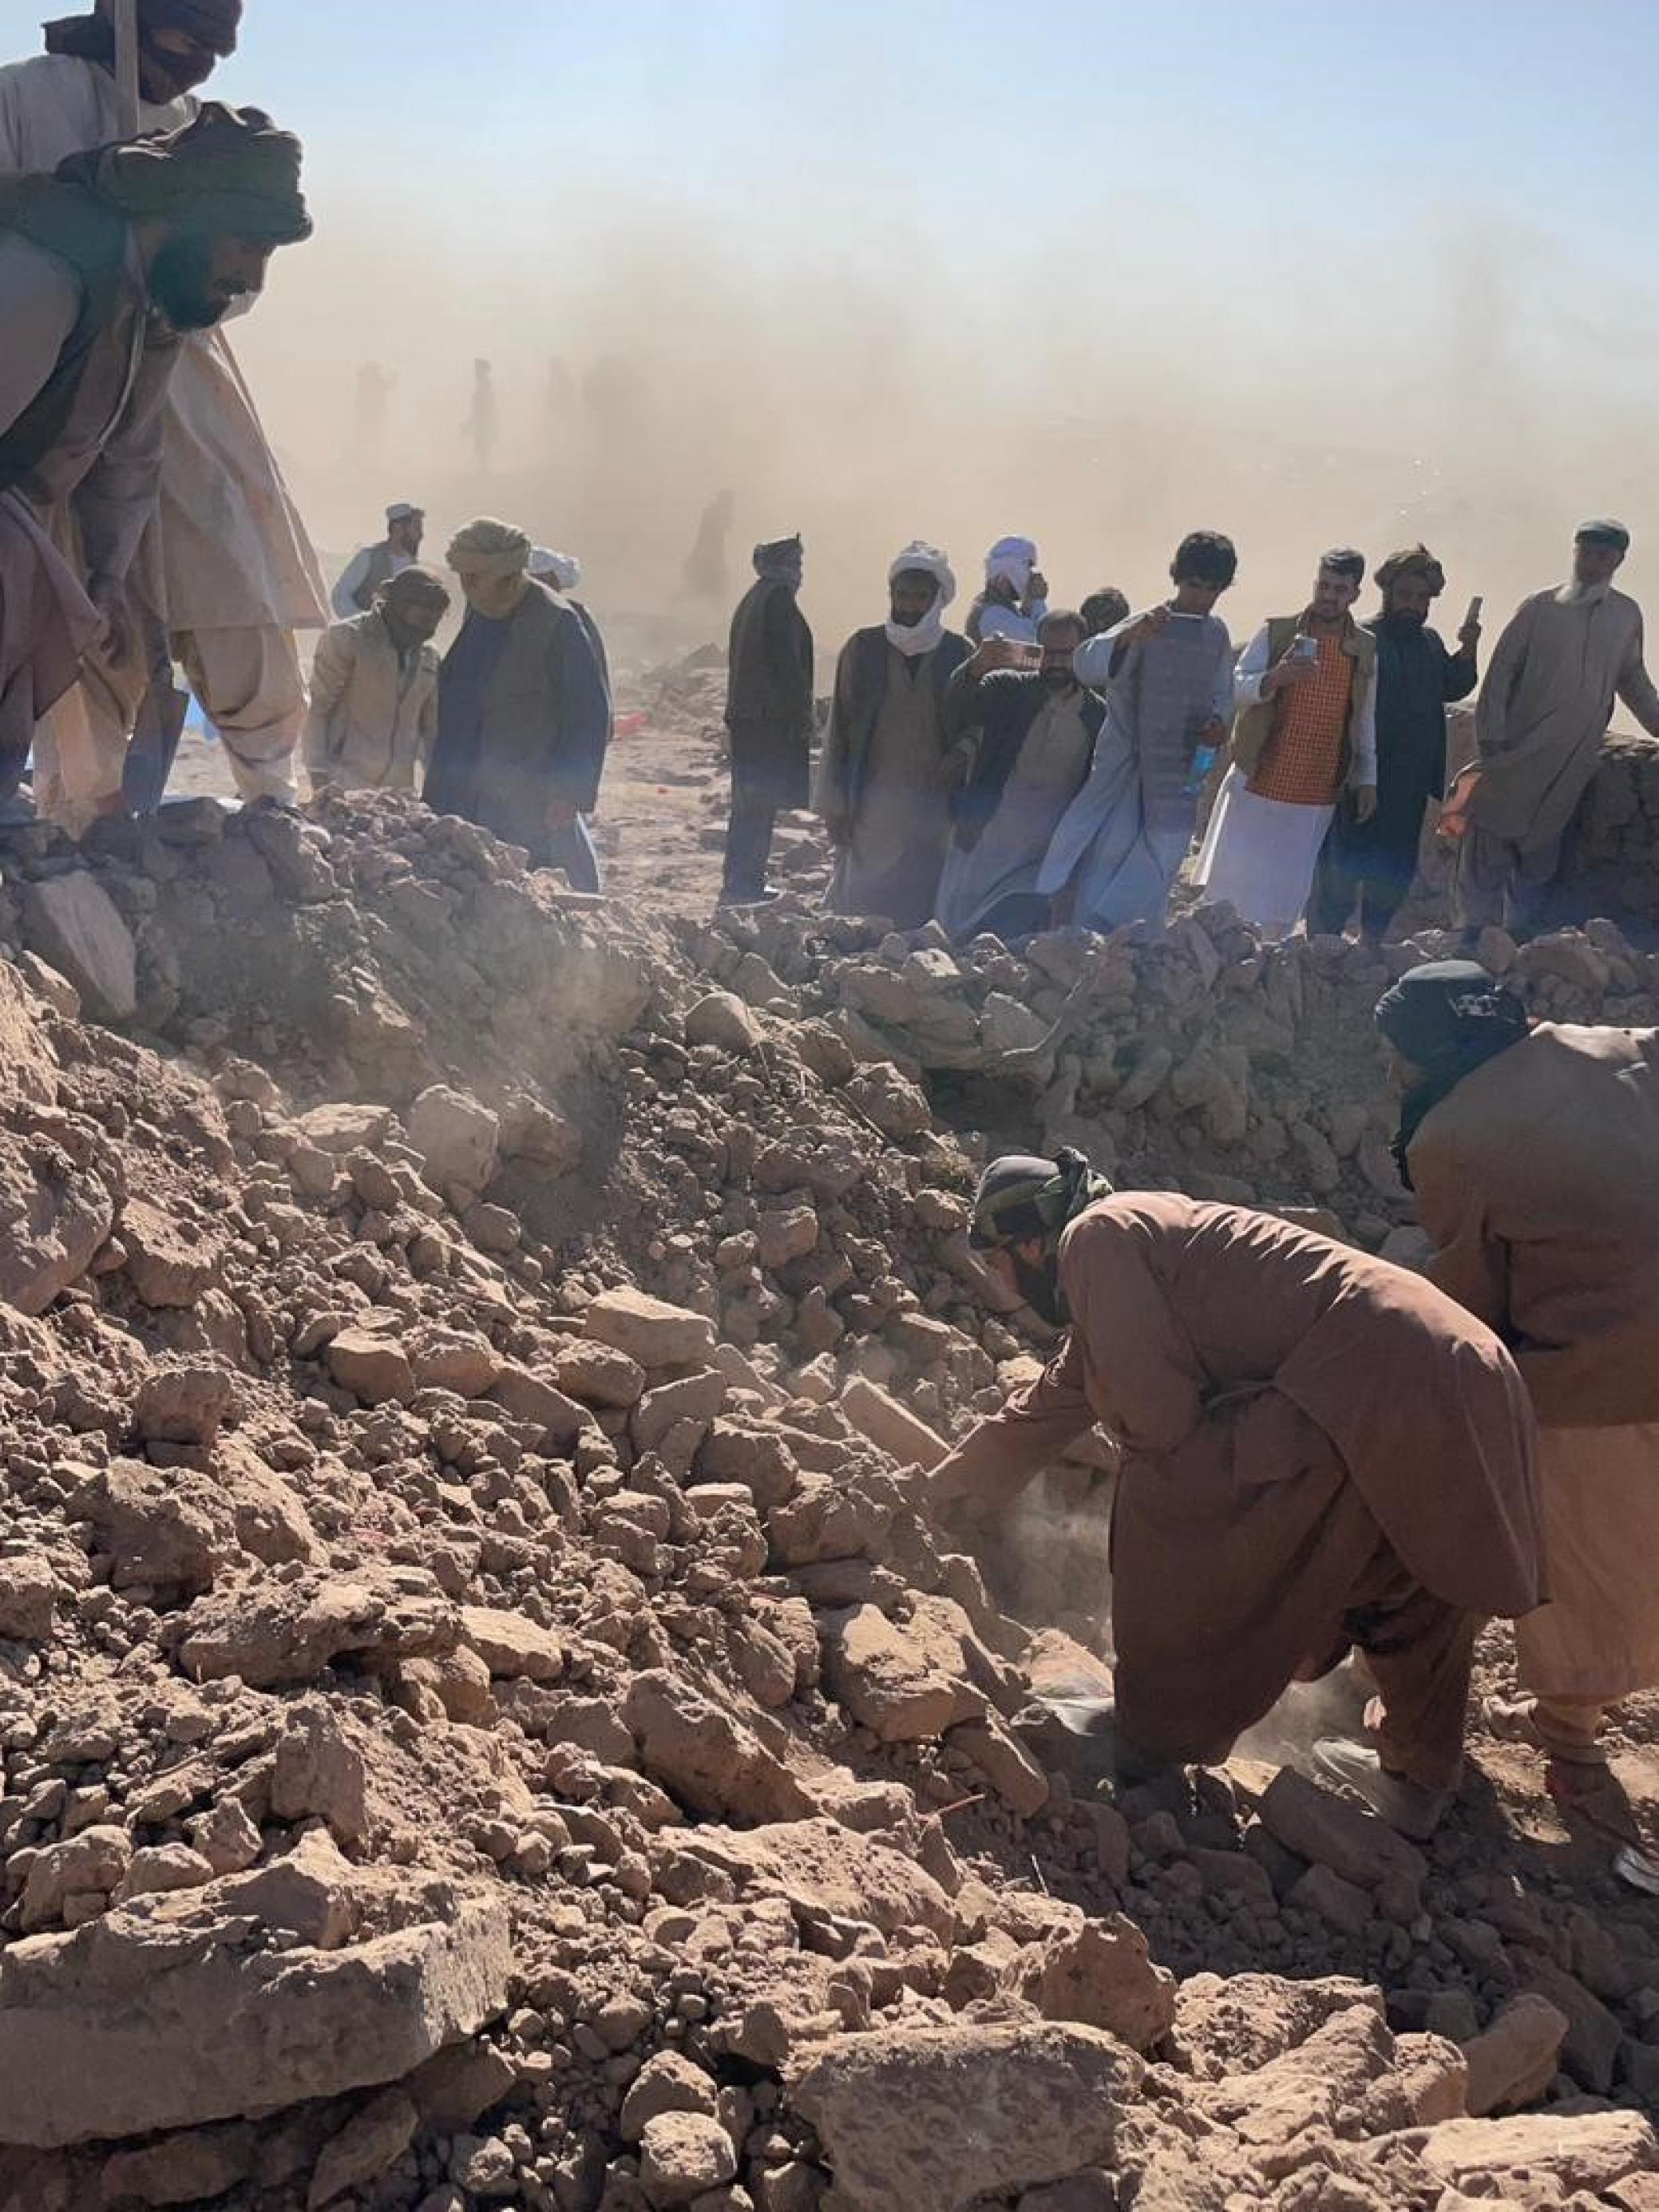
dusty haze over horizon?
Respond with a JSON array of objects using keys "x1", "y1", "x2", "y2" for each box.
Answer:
[{"x1": 85, "y1": 0, "x2": 1656, "y2": 662}]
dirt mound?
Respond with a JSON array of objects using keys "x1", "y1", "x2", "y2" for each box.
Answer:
[{"x1": 0, "y1": 795, "x2": 1655, "y2": 2212}]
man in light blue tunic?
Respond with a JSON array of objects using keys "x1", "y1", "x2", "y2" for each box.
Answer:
[{"x1": 1039, "y1": 532, "x2": 1237, "y2": 934}]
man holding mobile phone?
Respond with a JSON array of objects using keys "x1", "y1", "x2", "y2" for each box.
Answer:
[
  {"x1": 1307, "y1": 544, "x2": 1480, "y2": 943},
  {"x1": 1194, "y1": 548, "x2": 1378, "y2": 936}
]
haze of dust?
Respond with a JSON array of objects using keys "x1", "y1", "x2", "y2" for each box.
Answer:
[{"x1": 236, "y1": 199, "x2": 1659, "y2": 655}]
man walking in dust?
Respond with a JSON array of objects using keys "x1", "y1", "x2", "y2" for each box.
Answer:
[
  {"x1": 722, "y1": 534, "x2": 814, "y2": 908},
  {"x1": 1453, "y1": 521, "x2": 1659, "y2": 938},
  {"x1": 931, "y1": 1150, "x2": 1542, "y2": 1838},
  {"x1": 0, "y1": 0, "x2": 333, "y2": 817}
]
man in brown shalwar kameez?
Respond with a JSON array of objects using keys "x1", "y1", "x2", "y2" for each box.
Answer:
[
  {"x1": 930, "y1": 1150, "x2": 1544, "y2": 1838},
  {"x1": 1377, "y1": 961, "x2": 1659, "y2": 1784}
]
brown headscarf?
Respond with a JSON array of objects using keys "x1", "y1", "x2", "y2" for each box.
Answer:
[
  {"x1": 70, "y1": 100, "x2": 311, "y2": 243},
  {"x1": 42, "y1": 0, "x2": 241, "y2": 63}
]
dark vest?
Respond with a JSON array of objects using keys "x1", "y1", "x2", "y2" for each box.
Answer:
[{"x1": 0, "y1": 165, "x2": 132, "y2": 501}]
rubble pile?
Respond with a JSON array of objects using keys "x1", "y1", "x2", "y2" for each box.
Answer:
[{"x1": 0, "y1": 792, "x2": 1654, "y2": 2211}]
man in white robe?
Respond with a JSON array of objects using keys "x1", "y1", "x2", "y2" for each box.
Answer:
[{"x1": 0, "y1": 0, "x2": 330, "y2": 818}]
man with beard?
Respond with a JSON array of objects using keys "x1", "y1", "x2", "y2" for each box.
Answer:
[
  {"x1": 332, "y1": 503, "x2": 426, "y2": 620},
  {"x1": 0, "y1": 102, "x2": 310, "y2": 812},
  {"x1": 1194, "y1": 548, "x2": 1378, "y2": 936},
  {"x1": 816, "y1": 541, "x2": 972, "y2": 926},
  {"x1": 928, "y1": 1150, "x2": 1543, "y2": 1838},
  {"x1": 1309, "y1": 546, "x2": 1480, "y2": 942},
  {"x1": 935, "y1": 610, "x2": 1103, "y2": 942},
  {"x1": 304, "y1": 565, "x2": 449, "y2": 797},
  {"x1": 424, "y1": 518, "x2": 612, "y2": 891},
  {"x1": 1039, "y1": 532, "x2": 1239, "y2": 933},
  {"x1": 0, "y1": 0, "x2": 331, "y2": 820},
  {"x1": 722, "y1": 534, "x2": 814, "y2": 908},
  {"x1": 1453, "y1": 522, "x2": 1659, "y2": 937}
]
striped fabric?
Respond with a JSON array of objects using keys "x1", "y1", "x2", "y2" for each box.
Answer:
[{"x1": 1249, "y1": 632, "x2": 1353, "y2": 805}]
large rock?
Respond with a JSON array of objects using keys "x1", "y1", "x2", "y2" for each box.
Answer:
[
  {"x1": 21, "y1": 871, "x2": 137, "y2": 1022},
  {"x1": 659, "y1": 1819, "x2": 954, "y2": 1941},
  {"x1": 0, "y1": 1551, "x2": 56, "y2": 1640},
  {"x1": 0, "y1": 1129, "x2": 114, "y2": 1316},
  {"x1": 684, "y1": 991, "x2": 762, "y2": 1055},
  {"x1": 838, "y1": 1377, "x2": 949, "y2": 1471},
  {"x1": 790, "y1": 2021, "x2": 1142, "y2": 2212},
  {"x1": 72, "y1": 1458, "x2": 235, "y2": 1597},
  {"x1": 1259, "y1": 1768, "x2": 1427, "y2": 1897},
  {"x1": 0, "y1": 1889, "x2": 511, "y2": 2149},
  {"x1": 623, "y1": 1668, "x2": 814, "y2": 1822},
  {"x1": 459, "y1": 1605, "x2": 565, "y2": 1683},
  {"x1": 822, "y1": 1604, "x2": 983, "y2": 1743},
  {"x1": 406, "y1": 1085, "x2": 500, "y2": 1197},
  {"x1": 327, "y1": 1327, "x2": 416, "y2": 1408},
  {"x1": 178, "y1": 1566, "x2": 457, "y2": 1688},
  {"x1": 1463, "y1": 1992, "x2": 1570, "y2": 2116},
  {"x1": 122, "y1": 1197, "x2": 220, "y2": 1308},
  {"x1": 1015, "y1": 1917, "x2": 1177, "y2": 2054},
  {"x1": 585, "y1": 1287, "x2": 716, "y2": 1369},
  {"x1": 638, "y1": 2110, "x2": 738, "y2": 2206},
  {"x1": 1401, "y1": 2111, "x2": 1659, "y2": 2198}
]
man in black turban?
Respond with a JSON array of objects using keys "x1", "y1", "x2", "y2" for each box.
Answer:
[
  {"x1": 0, "y1": 101, "x2": 309, "y2": 807},
  {"x1": 43, "y1": 0, "x2": 241, "y2": 105}
]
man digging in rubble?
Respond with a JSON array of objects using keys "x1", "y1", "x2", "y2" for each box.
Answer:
[
  {"x1": 0, "y1": 0, "x2": 332, "y2": 818},
  {"x1": 928, "y1": 1150, "x2": 1545, "y2": 1838},
  {"x1": 1377, "y1": 961, "x2": 1659, "y2": 1795},
  {"x1": 0, "y1": 103, "x2": 311, "y2": 816}
]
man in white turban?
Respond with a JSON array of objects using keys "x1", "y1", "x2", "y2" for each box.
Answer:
[
  {"x1": 968, "y1": 536, "x2": 1050, "y2": 647},
  {"x1": 814, "y1": 541, "x2": 971, "y2": 927}
]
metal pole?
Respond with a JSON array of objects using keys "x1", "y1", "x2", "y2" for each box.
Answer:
[{"x1": 114, "y1": 0, "x2": 141, "y2": 137}]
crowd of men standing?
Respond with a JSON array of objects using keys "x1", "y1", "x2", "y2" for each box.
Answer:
[{"x1": 724, "y1": 520, "x2": 1659, "y2": 948}]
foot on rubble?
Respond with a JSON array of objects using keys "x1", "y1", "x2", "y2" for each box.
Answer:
[{"x1": 1313, "y1": 1737, "x2": 1451, "y2": 1842}]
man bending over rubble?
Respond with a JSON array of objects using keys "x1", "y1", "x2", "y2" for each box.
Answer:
[{"x1": 928, "y1": 1150, "x2": 1545, "y2": 1838}]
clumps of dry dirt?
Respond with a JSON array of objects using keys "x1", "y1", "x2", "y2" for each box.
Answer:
[{"x1": 0, "y1": 793, "x2": 1653, "y2": 2212}]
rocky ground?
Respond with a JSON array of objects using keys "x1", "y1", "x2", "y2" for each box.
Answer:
[{"x1": 0, "y1": 665, "x2": 1657, "y2": 2211}]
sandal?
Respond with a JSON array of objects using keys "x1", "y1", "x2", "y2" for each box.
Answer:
[{"x1": 1483, "y1": 1695, "x2": 1608, "y2": 1767}]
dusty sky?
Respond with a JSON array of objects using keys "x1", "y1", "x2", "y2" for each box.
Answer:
[{"x1": 6, "y1": 0, "x2": 1656, "y2": 647}]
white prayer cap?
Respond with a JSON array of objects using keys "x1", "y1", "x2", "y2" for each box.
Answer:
[
  {"x1": 889, "y1": 540, "x2": 956, "y2": 607},
  {"x1": 985, "y1": 535, "x2": 1038, "y2": 590},
  {"x1": 530, "y1": 548, "x2": 583, "y2": 592},
  {"x1": 386, "y1": 501, "x2": 423, "y2": 524}
]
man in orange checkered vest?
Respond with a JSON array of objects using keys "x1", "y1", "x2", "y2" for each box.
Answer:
[{"x1": 1195, "y1": 548, "x2": 1379, "y2": 935}]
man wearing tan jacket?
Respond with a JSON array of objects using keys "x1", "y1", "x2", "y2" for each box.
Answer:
[{"x1": 303, "y1": 566, "x2": 447, "y2": 797}]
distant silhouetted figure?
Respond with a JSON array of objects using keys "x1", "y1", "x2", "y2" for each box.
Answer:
[
  {"x1": 684, "y1": 489, "x2": 734, "y2": 603},
  {"x1": 354, "y1": 361, "x2": 394, "y2": 457},
  {"x1": 463, "y1": 358, "x2": 497, "y2": 473}
]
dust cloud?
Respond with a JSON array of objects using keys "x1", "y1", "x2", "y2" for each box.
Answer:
[{"x1": 234, "y1": 194, "x2": 1659, "y2": 657}]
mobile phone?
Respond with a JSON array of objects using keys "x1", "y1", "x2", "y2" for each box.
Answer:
[
  {"x1": 1465, "y1": 596, "x2": 1483, "y2": 627},
  {"x1": 1293, "y1": 635, "x2": 1318, "y2": 662}
]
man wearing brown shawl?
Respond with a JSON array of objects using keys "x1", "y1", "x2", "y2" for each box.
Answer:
[
  {"x1": 0, "y1": 101, "x2": 310, "y2": 810},
  {"x1": 1377, "y1": 962, "x2": 1659, "y2": 1784},
  {"x1": 0, "y1": 0, "x2": 331, "y2": 817},
  {"x1": 930, "y1": 1150, "x2": 1543, "y2": 1837}
]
